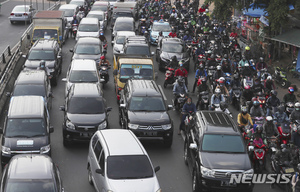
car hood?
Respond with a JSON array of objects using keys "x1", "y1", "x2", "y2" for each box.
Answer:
[
  {"x1": 108, "y1": 177, "x2": 160, "y2": 192},
  {"x1": 161, "y1": 52, "x2": 185, "y2": 61},
  {"x1": 128, "y1": 111, "x2": 170, "y2": 125},
  {"x1": 24, "y1": 60, "x2": 55, "y2": 68},
  {"x1": 3, "y1": 136, "x2": 49, "y2": 151},
  {"x1": 67, "y1": 113, "x2": 106, "y2": 125},
  {"x1": 72, "y1": 53, "x2": 101, "y2": 61},
  {"x1": 77, "y1": 31, "x2": 99, "y2": 38},
  {"x1": 200, "y1": 152, "x2": 252, "y2": 170}
]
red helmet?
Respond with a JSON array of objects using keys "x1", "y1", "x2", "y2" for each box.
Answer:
[
  {"x1": 198, "y1": 55, "x2": 203, "y2": 59},
  {"x1": 251, "y1": 97, "x2": 257, "y2": 102},
  {"x1": 244, "y1": 85, "x2": 250, "y2": 90},
  {"x1": 288, "y1": 87, "x2": 294, "y2": 94},
  {"x1": 100, "y1": 56, "x2": 105, "y2": 60}
]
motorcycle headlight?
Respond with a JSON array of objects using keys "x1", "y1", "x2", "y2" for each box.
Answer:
[
  {"x1": 243, "y1": 169, "x2": 254, "y2": 179},
  {"x1": 128, "y1": 123, "x2": 139, "y2": 129},
  {"x1": 98, "y1": 121, "x2": 107, "y2": 130},
  {"x1": 66, "y1": 120, "x2": 75, "y2": 130},
  {"x1": 161, "y1": 124, "x2": 172, "y2": 130},
  {"x1": 2, "y1": 146, "x2": 11, "y2": 155},
  {"x1": 200, "y1": 166, "x2": 215, "y2": 177},
  {"x1": 40, "y1": 144, "x2": 51, "y2": 154}
]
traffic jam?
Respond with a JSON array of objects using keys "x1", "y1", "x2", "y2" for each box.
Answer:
[{"x1": 2, "y1": 0, "x2": 300, "y2": 191}]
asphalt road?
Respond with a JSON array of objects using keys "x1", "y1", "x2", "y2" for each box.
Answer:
[{"x1": 0, "y1": 16, "x2": 291, "y2": 192}]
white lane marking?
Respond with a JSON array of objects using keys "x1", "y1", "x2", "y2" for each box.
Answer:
[{"x1": 1, "y1": 0, "x2": 11, "y2": 5}]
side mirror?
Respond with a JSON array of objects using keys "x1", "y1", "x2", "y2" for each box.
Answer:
[
  {"x1": 48, "y1": 92, "x2": 53, "y2": 97},
  {"x1": 22, "y1": 54, "x2": 27, "y2": 58},
  {"x1": 189, "y1": 143, "x2": 197, "y2": 150},
  {"x1": 248, "y1": 146, "x2": 254, "y2": 152},
  {"x1": 59, "y1": 106, "x2": 65, "y2": 111},
  {"x1": 154, "y1": 166, "x2": 160, "y2": 173},
  {"x1": 156, "y1": 47, "x2": 160, "y2": 50},
  {"x1": 49, "y1": 125, "x2": 54, "y2": 133},
  {"x1": 151, "y1": 52, "x2": 155, "y2": 56},
  {"x1": 106, "y1": 107, "x2": 112, "y2": 112},
  {"x1": 61, "y1": 78, "x2": 67, "y2": 82},
  {"x1": 120, "y1": 103, "x2": 126, "y2": 108},
  {"x1": 6, "y1": 92, "x2": 11, "y2": 97},
  {"x1": 113, "y1": 69, "x2": 118, "y2": 76},
  {"x1": 95, "y1": 169, "x2": 103, "y2": 175},
  {"x1": 167, "y1": 105, "x2": 173, "y2": 110},
  {"x1": 111, "y1": 41, "x2": 114, "y2": 44},
  {"x1": 120, "y1": 50, "x2": 124, "y2": 54},
  {"x1": 69, "y1": 49, "x2": 74, "y2": 52},
  {"x1": 100, "y1": 79, "x2": 105, "y2": 83}
]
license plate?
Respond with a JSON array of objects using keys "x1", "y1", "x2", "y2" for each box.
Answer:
[
  {"x1": 16, "y1": 14, "x2": 22, "y2": 17},
  {"x1": 285, "y1": 168, "x2": 294, "y2": 173},
  {"x1": 80, "y1": 133, "x2": 91, "y2": 137},
  {"x1": 221, "y1": 181, "x2": 236, "y2": 187},
  {"x1": 144, "y1": 132, "x2": 157, "y2": 136}
]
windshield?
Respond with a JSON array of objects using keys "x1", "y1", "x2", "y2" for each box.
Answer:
[
  {"x1": 13, "y1": 85, "x2": 46, "y2": 97},
  {"x1": 5, "y1": 118, "x2": 47, "y2": 137},
  {"x1": 75, "y1": 44, "x2": 101, "y2": 55},
  {"x1": 115, "y1": 22, "x2": 134, "y2": 31},
  {"x1": 69, "y1": 1, "x2": 84, "y2": 6},
  {"x1": 87, "y1": 14, "x2": 104, "y2": 21},
  {"x1": 5, "y1": 179, "x2": 55, "y2": 192},
  {"x1": 69, "y1": 71, "x2": 98, "y2": 82},
  {"x1": 119, "y1": 64, "x2": 153, "y2": 80},
  {"x1": 79, "y1": 24, "x2": 99, "y2": 32},
  {"x1": 113, "y1": 12, "x2": 132, "y2": 19},
  {"x1": 59, "y1": 9, "x2": 74, "y2": 17},
  {"x1": 116, "y1": 36, "x2": 125, "y2": 44},
  {"x1": 126, "y1": 46, "x2": 150, "y2": 56},
  {"x1": 129, "y1": 96, "x2": 165, "y2": 111},
  {"x1": 28, "y1": 50, "x2": 55, "y2": 60},
  {"x1": 152, "y1": 24, "x2": 171, "y2": 32},
  {"x1": 68, "y1": 97, "x2": 104, "y2": 114},
  {"x1": 202, "y1": 134, "x2": 245, "y2": 153},
  {"x1": 107, "y1": 155, "x2": 153, "y2": 179},
  {"x1": 33, "y1": 29, "x2": 58, "y2": 41},
  {"x1": 91, "y1": 6, "x2": 107, "y2": 11},
  {"x1": 162, "y1": 43, "x2": 183, "y2": 53},
  {"x1": 13, "y1": 6, "x2": 29, "y2": 12}
]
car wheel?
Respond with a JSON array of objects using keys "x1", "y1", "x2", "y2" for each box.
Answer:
[
  {"x1": 163, "y1": 137, "x2": 172, "y2": 148},
  {"x1": 51, "y1": 76, "x2": 57, "y2": 86},
  {"x1": 159, "y1": 59, "x2": 164, "y2": 71},
  {"x1": 192, "y1": 170, "x2": 201, "y2": 192},
  {"x1": 184, "y1": 141, "x2": 188, "y2": 165},
  {"x1": 63, "y1": 137, "x2": 70, "y2": 147},
  {"x1": 88, "y1": 166, "x2": 94, "y2": 185},
  {"x1": 10, "y1": 20, "x2": 14, "y2": 24}
]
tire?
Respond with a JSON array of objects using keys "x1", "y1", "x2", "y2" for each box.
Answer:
[
  {"x1": 10, "y1": 20, "x2": 13, "y2": 24},
  {"x1": 163, "y1": 138, "x2": 173, "y2": 148},
  {"x1": 159, "y1": 60, "x2": 164, "y2": 71},
  {"x1": 192, "y1": 170, "x2": 201, "y2": 192},
  {"x1": 88, "y1": 166, "x2": 94, "y2": 185},
  {"x1": 63, "y1": 137, "x2": 70, "y2": 147},
  {"x1": 163, "y1": 81, "x2": 168, "y2": 88},
  {"x1": 184, "y1": 141, "x2": 188, "y2": 165}
]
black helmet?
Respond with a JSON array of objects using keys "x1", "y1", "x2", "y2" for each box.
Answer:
[
  {"x1": 224, "y1": 54, "x2": 228, "y2": 59},
  {"x1": 270, "y1": 90, "x2": 277, "y2": 96},
  {"x1": 171, "y1": 55, "x2": 177, "y2": 61},
  {"x1": 178, "y1": 77, "x2": 184, "y2": 85},
  {"x1": 233, "y1": 73, "x2": 239, "y2": 79}
]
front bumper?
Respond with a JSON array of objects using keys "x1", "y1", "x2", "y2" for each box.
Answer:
[
  {"x1": 200, "y1": 176, "x2": 253, "y2": 191},
  {"x1": 9, "y1": 16, "x2": 31, "y2": 22},
  {"x1": 130, "y1": 128, "x2": 173, "y2": 141},
  {"x1": 63, "y1": 125, "x2": 108, "y2": 142}
]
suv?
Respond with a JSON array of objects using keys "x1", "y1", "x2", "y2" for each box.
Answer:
[
  {"x1": 119, "y1": 79, "x2": 173, "y2": 147},
  {"x1": 1, "y1": 96, "x2": 54, "y2": 167},
  {"x1": 1, "y1": 154, "x2": 64, "y2": 192},
  {"x1": 111, "y1": 10, "x2": 133, "y2": 28},
  {"x1": 184, "y1": 111, "x2": 253, "y2": 192},
  {"x1": 59, "y1": 83, "x2": 111, "y2": 146},
  {"x1": 112, "y1": 17, "x2": 135, "y2": 41},
  {"x1": 24, "y1": 39, "x2": 62, "y2": 86},
  {"x1": 87, "y1": 129, "x2": 161, "y2": 192},
  {"x1": 7, "y1": 70, "x2": 52, "y2": 110},
  {"x1": 122, "y1": 41, "x2": 153, "y2": 57}
]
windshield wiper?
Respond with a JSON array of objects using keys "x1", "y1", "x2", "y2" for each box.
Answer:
[
  {"x1": 10, "y1": 135, "x2": 30, "y2": 138},
  {"x1": 31, "y1": 134, "x2": 46, "y2": 137}
]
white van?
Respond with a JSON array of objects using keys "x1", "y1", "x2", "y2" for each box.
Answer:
[{"x1": 76, "y1": 18, "x2": 100, "y2": 41}]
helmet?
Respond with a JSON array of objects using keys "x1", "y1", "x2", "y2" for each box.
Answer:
[
  {"x1": 215, "y1": 88, "x2": 221, "y2": 95},
  {"x1": 270, "y1": 90, "x2": 277, "y2": 96},
  {"x1": 73, "y1": 15, "x2": 77, "y2": 19},
  {"x1": 216, "y1": 65, "x2": 221, "y2": 70},
  {"x1": 295, "y1": 102, "x2": 300, "y2": 111},
  {"x1": 179, "y1": 60, "x2": 183, "y2": 66},
  {"x1": 267, "y1": 76, "x2": 272, "y2": 80},
  {"x1": 234, "y1": 73, "x2": 239, "y2": 79},
  {"x1": 205, "y1": 9, "x2": 208, "y2": 12},
  {"x1": 100, "y1": 32, "x2": 104, "y2": 36},
  {"x1": 224, "y1": 54, "x2": 228, "y2": 59},
  {"x1": 207, "y1": 50, "x2": 212, "y2": 54},
  {"x1": 241, "y1": 106, "x2": 247, "y2": 113},
  {"x1": 178, "y1": 77, "x2": 184, "y2": 85},
  {"x1": 244, "y1": 63, "x2": 249, "y2": 67},
  {"x1": 256, "y1": 125, "x2": 262, "y2": 132},
  {"x1": 288, "y1": 87, "x2": 295, "y2": 94},
  {"x1": 100, "y1": 56, "x2": 105, "y2": 60},
  {"x1": 278, "y1": 105, "x2": 285, "y2": 113},
  {"x1": 259, "y1": 57, "x2": 264, "y2": 62},
  {"x1": 219, "y1": 77, "x2": 225, "y2": 84},
  {"x1": 244, "y1": 85, "x2": 250, "y2": 90},
  {"x1": 185, "y1": 31, "x2": 189, "y2": 35},
  {"x1": 266, "y1": 116, "x2": 273, "y2": 122},
  {"x1": 171, "y1": 55, "x2": 177, "y2": 61},
  {"x1": 172, "y1": 5, "x2": 176, "y2": 9},
  {"x1": 253, "y1": 100, "x2": 259, "y2": 107},
  {"x1": 199, "y1": 64, "x2": 204, "y2": 69},
  {"x1": 245, "y1": 46, "x2": 250, "y2": 51}
]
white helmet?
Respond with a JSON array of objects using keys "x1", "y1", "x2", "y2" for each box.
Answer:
[
  {"x1": 217, "y1": 65, "x2": 221, "y2": 70},
  {"x1": 215, "y1": 88, "x2": 221, "y2": 94},
  {"x1": 219, "y1": 77, "x2": 225, "y2": 81},
  {"x1": 205, "y1": 9, "x2": 209, "y2": 12},
  {"x1": 266, "y1": 116, "x2": 273, "y2": 121},
  {"x1": 267, "y1": 76, "x2": 272, "y2": 80},
  {"x1": 244, "y1": 63, "x2": 249, "y2": 67}
]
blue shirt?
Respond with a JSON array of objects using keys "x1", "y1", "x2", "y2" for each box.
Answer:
[
  {"x1": 183, "y1": 103, "x2": 197, "y2": 113},
  {"x1": 195, "y1": 69, "x2": 207, "y2": 78},
  {"x1": 211, "y1": 94, "x2": 225, "y2": 105},
  {"x1": 173, "y1": 83, "x2": 188, "y2": 95},
  {"x1": 183, "y1": 35, "x2": 192, "y2": 41}
]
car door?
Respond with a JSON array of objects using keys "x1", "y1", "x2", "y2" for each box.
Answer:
[
  {"x1": 90, "y1": 139, "x2": 103, "y2": 192},
  {"x1": 188, "y1": 120, "x2": 200, "y2": 172},
  {"x1": 45, "y1": 75, "x2": 52, "y2": 110}
]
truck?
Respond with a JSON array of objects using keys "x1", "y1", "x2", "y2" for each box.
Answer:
[
  {"x1": 31, "y1": 10, "x2": 68, "y2": 47},
  {"x1": 113, "y1": 54, "x2": 157, "y2": 101},
  {"x1": 113, "y1": 0, "x2": 138, "y2": 20}
]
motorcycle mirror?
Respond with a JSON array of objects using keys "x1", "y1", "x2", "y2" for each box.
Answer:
[
  {"x1": 167, "y1": 105, "x2": 173, "y2": 110},
  {"x1": 248, "y1": 146, "x2": 254, "y2": 152},
  {"x1": 189, "y1": 143, "x2": 197, "y2": 150}
]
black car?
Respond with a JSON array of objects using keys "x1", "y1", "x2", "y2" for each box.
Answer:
[
  {"x1": 119, "y1": 79, "x2": 173, "y2": 147},
  {"x1": 184, "y1": 111, "x2": 254, "y2": 192},
  {"x1": 111, "y1": 10, "x2": 133, "y2": 28},
  {"x1": 156, "y1": 38, "x2": 190, "y2": 71},
  {"x1": 111, "y1": 17, "x2": 135, "y2": 41},
  {"x1": 60, "y1": 83, "x2": 112, "y2": 146},
  {"x1": 1, "y1": 154, "x2": 64, "y2": 192},
  {"x1": 122, "y1": 40, "x2": 154, "y2": 57},
  {"x1": 23, "y1": 39, "x2": 62, "y2": 86}
]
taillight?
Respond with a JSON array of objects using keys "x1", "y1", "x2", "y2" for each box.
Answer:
[
  {"x1": 23, "y1": 13, "x2": 28, "y2": 15},
  {"x1": 114, "y1": 6, "x2": 117, "y2": 8},
  {"x1": 10, "y1": 13, "x2": 14, "y2": 15},
  {"x1": 131, "y1": 7, "x2": 133, "y2": 9}
]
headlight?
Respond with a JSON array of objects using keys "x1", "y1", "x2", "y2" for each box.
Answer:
[
  {"x1": 98, "y1": 121, "x2": 107, "y2": 130},
  {"x1": 128, "y1": 123, "x2": 139, "y2": 129},
  {"x1": 200, "y1": 166, "x2": 215, "y2": 177},
  {"x1": 40, "y1": 144, "x2": 51, "y2": 154},
  {"x1": 162, "y1": 124, "x2": 172, "y2": 130},
  {"x1": 2, "y1": 146, "x2": 11, "y2": 155},
  {"x1": 243, "y1": 169, "x2": 254, "y2": 179},
  {"x1": 66, "y1": 120, "x2": 75, "y2": 130}
]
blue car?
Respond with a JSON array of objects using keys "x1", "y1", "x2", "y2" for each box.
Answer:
[{"x1": 149, "y1": 20, "x2": 172, "y2": 45}]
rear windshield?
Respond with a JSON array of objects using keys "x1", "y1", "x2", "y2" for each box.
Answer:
[
  {"x1": 126, "y1": 46, "x2": 149, "y2": 56},
  {"x1": 152, "y1": 24, "x2": 171, "y2": 32},
  {"x1": 202, "y1": 134, "x2": 245, "y2": 153},
  {"x1": 68, "y1": 97, "x2": 104, "y2": 114},
  {"x1": 32, "y1": 29, "x2": 58, "y2": 41},
  {"x1": 69, "y1": 71, "x2": 98, "y2": 83},
  {"x1": 59, "y1": 9, "x2": 74, "y2": 17},
  {"x1": 13, "y1": 85, "x2": 46, "y2": 97},
  {"x1": 115, "y1": 22, "x2": 134, "y2": 31},
  {"x1": 5, "y1": 179, "x2": 55, "y2": 192},
  {"x1": 12, "y1": 6, "x2": 29, "y2": 12},
  {"x1": 87, "y1": 14, "x2": 104, "y2": 21},
  {"x1": 28, "y1": 50, "x2": 55, "y2": 60},
  {"x1": 79, "y1": 24, "x2": 99, "y2": 32},
  {"x1": 75, "y1": 44, "x2": 101, "y2": 55},
  {"x1": 120, "y1": 64, "x2": 153, "y2": 80},
  {"x1": 5, "y1": 118, "x2": 47, "y2": 137},
  {"x1": 91, "y1": 5, "x2": 107, "y2": 11},
  {"x1": 116, "y1": 36, "x2": 125, "y2": 44}
]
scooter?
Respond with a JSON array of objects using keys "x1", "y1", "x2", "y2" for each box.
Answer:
[
  {"x1": 99, "y1": 62, "x2": 110, "y2": 86},
  {"x1": 248, "y1": 142, "x2": 267, "y2": 172},
  {"x1": 231, "y1": 87, "x2": 241, "y2": 111},
  {"x1": 273, "y1": 66, "x2": 290, "y2": 88},
  {"x1": 285, "y1": 102, "x2": 294, "y2": 117},
  {"x1": 183, "y1": 111, "x2": 195, "y2": 133},
  {"x1": 163, "y1": 66, "x2": 176, "y2": 88},
  {"x1": 197, "y1": 91, "x2": 209, "y2": 110},
  {"x1": 242, "y1": 76, "x2": 254, "y2": 89},
  {"x1": 72, "y1": 24, "x2": 78, "y2": 39},
  {"x1": 173, "y1": 93, "x2": 187, "y2": 112},
  {"x1": 277, "y1": 122, "x2": 291, "y2": 144}
]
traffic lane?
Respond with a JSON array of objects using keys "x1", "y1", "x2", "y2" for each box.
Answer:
[{"x1": 0, "y1": 0, "x2": 60, "y2": 53}]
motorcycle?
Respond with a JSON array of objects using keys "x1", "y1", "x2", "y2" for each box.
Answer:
[
  {"x1": 248, "y1": 142, "x2": 267, "y2": 172},
  {"x1": 173, "y1": 93, "x2": 187, "y2": 112},
  {"x1": 183, "y1": 111, "x2": 195, "y2": 133},
  {"x1": 194, "y1": 55, "x2": 205, "y2": 72},
  {"x1": 224, "y1": 72, "x2": 231, "y2": 88},
  {"x1": 242, "y1": 76, "x2": 254, "y2": 89},
  {"x1": 277, "y1": 122, "x2": 291, "y2": 144},
  {"x1": 102, "y1": 42, "x2": 108, "y2": 57},
  {"x1": 260, "y1": 68, "x2": 271, "y2": 84},
  {"x1": 99, "y1": 62, "x2": 110, "y2": 86},
  {"x1": 231, "y1": 87, "x2": 241, "y2": 111},
  {"x1": 252, "y1": 116, "x2": 264, "y2": 128},
  {"x1": 273, "y1": 66, "x2": 290, "y2": 88},
  {"x1": 163, "y1": 65, "x2": 176, "y2": 88},
  {"x1": 256, "y1": 93, "x2": 266, "y2": 109},
  {"x1": 197, "y1": 91, "x2": 209, "y2": 110},
  {"x1": 207, "y1": 66, "x2": 216, "y2": 84},
  {"x1": 285, "y1": 102, "x2": 295, "y2": 117},
  {"x1": 77, "y1": 11, "x2": 85, "y2": 21},
  {"x1": 271, "y1": 159, "x2": 295, "y2": 190},
  {"x1": 72, "y1": 24, "x2": 78, "y2": 38}
]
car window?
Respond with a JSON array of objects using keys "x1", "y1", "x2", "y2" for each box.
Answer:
[
  {"x1": 91, "y1": 6, "x2": 107, "y2": 11},
  {"x1": 125, "y1": 46, "x2": 150, "y2": 56},
  {"x1": 162, "y1": 43, "x2": 183, "y2": 53},
  {"x1": 68, "y1": 97, "x2": 105, "y2": 114},
  {"x1": 201, "y1": 134, "x2": 245, "y2": 153},
  {"x1": 99, "y1": 151, "x2": 105, "y2": 170},
  {"x1": 59, "y1": 9, "x2": 75, "y2": 17},
  {"x1": 107, "y1": 155, "x2": 153, "y2": 179},
  {"x1": 87, "y1": 14, "x2": 104, "y2": 21},
  {"x1": 91, "y1": 134, "x2": 98, "y2": 148},
  {"x1": 28, "y1": 50, "x2": 55, "y2": 60},
  {"x1": 119, "y1": 64, "x2": 153, "y2": 80},
  {"x1": 78, "y1": 24, "x2": 99, "y2": 32},
  {"x1": 129, "y1": 96, "x2": 166, "y2": 111},
  {"x1": 115, "y1": 22, "x2": 134, "y2": 31},
  {"x1": 5, "y1": 118, "x2": 47, "y2": 137},
  {"x1": 93, "y1": 141, "x2": 102, "y2": 160},
  {"x1": 69, "y1": 71, "x2": 98, "y2": 83},
  {"x1": 152, "y1": 24, "x2": 171, "y2": 32},
  {"x1": 13, "y1": 6, "x2": 29, "y2": 12},
  {"x1": 33, "y1": 29, "x2": 58, "y2": 41},
  {"x1": 13, "y1": 85, "x2": 46, "y2": 97},
  {"x1": 116, "y1": 36, "x2": 125, "y2": 44},
  {"x1": 75, "y1": 44, "x2": 101, "y2": 55},
  {"x1": 5, "y1": 179, "x2": 56, "y2": 192}
]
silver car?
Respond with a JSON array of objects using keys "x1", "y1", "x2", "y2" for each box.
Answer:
[
  {"x1": 112, "y1": 31, "x2": 135, "y2": 54},
  {"x1": 87, "y1": 129, "x2": 161, "y2": 192},
  {"x1": 9, "y1": 5, "x2": 35, "y2": 24},
  {"x1": 86, "y1": 11, "x2": 107, "y2": 31}
]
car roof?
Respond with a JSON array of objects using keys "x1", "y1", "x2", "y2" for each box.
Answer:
[
  {"x1": 115, "y1": 17, "x2": 134, "y2": 22},
  {"x1": 162, "y1": 38, "x2": 183, "y2": 44},
  {"x1": 8, "y1": 155, "x2": 54, "y2": 180},
  {"x1": 71, "y1": 59, "x2": 97, "y2": 71},
  {"x1": 72, "y1": 83, "x2": 101, "y2": 97},
  {"x1": 80, "y1": 18, "x2": 99, "y2": 24},
  {"x1": 93, "y1": 1, "x2": 109, "y2": 5},
  {"x1": 16, "y1": 70, "x2": 46, "y2": 85},
  {"x1": 59, "y1": 4, "x2": 78, "y2": 9},
  {"x1": 70, "y1": 0, "x2": 84, "y2": 2},
  {"x1": 88, "y1": 10, "x2": 105, "y2": 15},
  {"x1": 14, "y1": 5, "x2": 30, "y2": 8},
  {"x1": 77, "y1": 37, "x2": 101, "y2": 44},
  {"x1": 99, "y1": 129, "x2": 145, "y2": 156},
  {"x1": 8, "y1": 96, "x2": 44, "y2": 118},
  {"x1": 116, "y1": 31, "x2": 135, "y2": 37},
  {"x1": 128, "y1": 80, "x2": 161, "y2": 97}
]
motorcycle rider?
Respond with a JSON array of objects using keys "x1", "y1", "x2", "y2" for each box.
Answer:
[
  {"x1": 216, "y1": 77, "x2": 229, "y2": 97},
  {"x1": 221, "y1": 60, "x2": 231, "y2": 73},
  {"x1": 195, "y1": 44, "x2": 205, "y2": 56},
  {"x1": 244, "y1": 46, "x2": 252, "y2": 61},
  {"x1": 192, "y1": 64, "x2": 207, "y2": 93},
  {"x1": 283, "y1": 87, "x2": 297, "y2": 104},
  {"x1": 229, "y1": 73, "x2": 241, "y2": 102},
  {"x1": 99, "y1": 31, "x2": 107, "y2": 43},
  {"x1": 266, "y1": 90, "x2": 281, "y2": 116},
  {"x1": 291, "y1": 127, "x2": 300, "y2": 148},
  {"x1": 210, "y1": 88, "x2": 225, "y2": 110},
  {"x1": 252, "y1": 78, "x2": 265, "y2": 95},
  {"x1": 263, "y1": 116, "x2": 279, "y2": 139},
  {"x1": 98, "y1": 55, "x2": 110, "y2": 68},
  {"x1": 273, "y1": 105, "x2": 289, "y2": 125},
  {"x1": 37, "y1": 60, "x2": 50, "y2": 76},
  {"x1": 256, "y1": 57, "x2": 267, "y2": 78},
  {"x1": 179, "y1": 97, "x2": 196, "y2": 135},
  {"x1": 168, "y1": 55, "x2": 178, "y2": 69},
  {"x1": 175, "y1": 62, "x2": 188, "y2": 86},
  {"x1": 229, "y1": 29, "x2": 238, "y2": 38},
  {"x1": 241, "y1": 63, "x2": 254, "y2": 77},
  {"x1": 255, "y1": 125, "x2": 267, "y2": 145},
  {"x1": 183, "y1": 31, "x2": 192, "y2": 42},
  {"x1": 250, "y1": 100, "x2": 265, "y2": 117},
  {"x1": 70, "y1": 15, "x2": 79, "y2": 37},
  {"x1": 173, "y1": 77, "x2": 188, "y2": 108},
  {"x1": 213, "y1": 65, "x2": 224, "y2": 82},
  {"x1": 238, "y1": 55, "x2": 249, "y2": 69},
  {"x1": 168, "y1": 28, "x2": 177, "y2": 38},
  {"x1": 291, "y1": 163, "x2": 300, "y2": 192},
  {"x1": 264, "y1": 76, "x2": 275, "y2": 93},
  {"x1": 237, "y1": 106, "x2": 253, "y2": 132},
  {"x1": 290, "y1": 102, "x2": 300, "y2": 123}
]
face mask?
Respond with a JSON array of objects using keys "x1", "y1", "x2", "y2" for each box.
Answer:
[
  {"x1": 187, "y1": 102, "x2": 191, "y2": 104},
  {"x1": 255, "y1": 82, "x2": 259, "y2": 85}
]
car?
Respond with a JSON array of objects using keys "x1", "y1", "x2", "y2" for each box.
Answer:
[
  {"x1": 9, "y1": 5, "x2": 35, "y2": 24},
  {"x1": 184, "y1": 111, "x2": 254, "y2": 192},
  {"x1": 119, "y1": 79, "x2": 173, "y2": 147},
  {"x1": 59, "y1": 83, "x2": 111, "y2": 146},
  {"x1": 58, "y1": 4, "x2": 79, "y2": 23},
  {"x1": 1, "y1": 154, "x2": 64, "y2": 192},
  {"x1": 149, "y1": 20, "x2": 171, "y2": 45},
  {"x1": 76, "y1": 18, "x2": 100, "y2": 41},
  {"x1": 112, "y1": 31, "x2": 135, "y2": 54},
  {"x1": 91, "y1": 2, "x2": 111, "y2": 20},
  {"x1": 87, "y1": 129, "x2": 161, "y2": 192},
  {"x1": 69, "y1": 0, "x2": 88, "y2": 9},
  {"x1": 0, "y1": 96, "x2": 54, "y2": 166},
  {"x1": 62, "y1": 59, "x2": 102, "y2": 96},
  {"x1": 86, "y1": 11, "x2": 107, "y2": 31},
  {"x1": 156, "y1": 38, "x2": 190, "y2": 71},
  {"x1": 122, "y1": 40, "x2": 153, "y2": 57},
  {"x1": 111, "y1": 17, "x2": 135, "y2": 41},
  {"x1": 111, "y1": 10, "x2": 133, "y2": 28},
  {"x1": 7, "y1": 70, "x2": 52, "y2": 110},
  {"x1": 70, "y1": 37, "x2": 102, "y2": 63},
  {"x1": 98, "y1": 0, "x2": 117, "y2": 10},
  {"x1": 23, "y1": 39, "x2": 62, "y2": 86}
]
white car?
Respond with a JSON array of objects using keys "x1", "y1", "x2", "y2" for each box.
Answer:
[
  {"x1": 59, "y1": 4, "x2": 79, "y2": 24},
  {"x1": 9, "y1": 5, "x2": 35, "y2": 24},
  {"x1": 76, "y1": 18, "x2": 100, "y2": 41},
  {"x1": 112, "y1": 31, "x2": 135, "y2": 54},
  {"x1": 86, "y1": 11, "x2": 107, "y2": 31}
]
